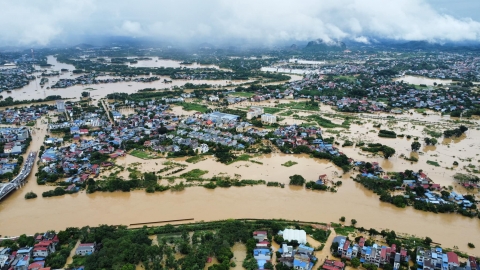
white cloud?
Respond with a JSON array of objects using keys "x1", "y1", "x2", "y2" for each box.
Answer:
[{"x1": 0, "y1": 0, "x2": 479, "y2": 46}]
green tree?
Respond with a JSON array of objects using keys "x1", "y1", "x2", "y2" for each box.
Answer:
[
  {"x1": 411, "y1": 142, "x2": 421, "y2": 152},
  {"x1": 424, "y1": 237, "x2": 432, "y2": 246},
  {"x1": 382, "y1": 146, "x2": 396, "y2": 159},
  {"x1": 289, "y1": 174, "x2": 306, "y2": 186},
  {"x1": 351, "y1": 219, "x2": 357, "y2": 226},
  {"x1": 243, "y1": 257, "x2": 259, "y2": 270},
  {"x1": 351, "y1": 257, "x2": 361, "y2": 268},
  {"x1": 339, "y1": 216, "x2": 345, "y2": 222}
]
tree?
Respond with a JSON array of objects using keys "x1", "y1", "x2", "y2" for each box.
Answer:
[
  {"x1": 382, "y1": 146, "x2": 396, "y2": 159},
  {"x1": 424, "y1": 237, "x2": 432, "y2": 246},
  {"x1": 339, "y1": 216, "x2": 346, "y2": 222},
  {"x1": 289, "y1": 174, "x2": 306, "y2": 186},
  {"x1": 351, "y1": 219, "x2": 357, "y2": 226},
  {"x1": 351, "y1": 257, "x2": 361, "y2": 268},
  {"x1": 264, "y1": 262, "x2": 274, "y2": 269},
  {"x1": 411, "y1": 142, "x2": 421, "y2": 152},
  {"x1": 243, "y1": 257, "x2": 259, "y2": 270},
  {"x1": 81, "y1": 91, "x2": 90, "y2": 98}
]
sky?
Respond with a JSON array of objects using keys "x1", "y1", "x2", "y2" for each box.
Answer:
[{"x1": 0, "y1": 0, "x2": 479, "y2": 47}]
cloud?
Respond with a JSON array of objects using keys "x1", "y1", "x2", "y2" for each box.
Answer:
[{"x1": 0, "y1": 0, "x2": 479, "y2": 46}]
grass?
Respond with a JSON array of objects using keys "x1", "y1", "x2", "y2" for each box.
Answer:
[
  {"x1": 227, "y1": 154, "x2": 252, "y2": 165},
  {"x1": 185, "y1": 155, "x2": 206, "y2": 164},
  {"x1": 333, "y1": 226, "x2": 356, "y2": 236},
  {"x1": 26, "y1": 121, "x2": 35, "y2": 126},
  {"x1": 263, "y1": 107, "x2": 283, "y2": 114},
  {"x1": 306, "y1": 115, "x2": 347, "y2": 128},
  {"x1": 334, "y1": 75, "x2": 356, "y2": 83},
  {"x1": 281, "y1": 161, "x2": 298, "y2": 167},
  {"x1": 277, "y1": 102, "x2": 319, "y2": 111},
  {"x1": 279, "y1": 110, "x2": 294, "y2": 116},
  {"x1": 130, "y1": 150, "x2": 158, "y2": 160},
  {"x1": 230, "y1": 92, "x2": 255, "y2": 98},
  {"x1": 180, "y1": 169, "x2": 208, "y2": 179},
  {"x1": 427, "y1": 160, "x2": 441, "y2": 167},
  {"x1": 180, "y1": 102, "x2": 209, "y2": 113}
]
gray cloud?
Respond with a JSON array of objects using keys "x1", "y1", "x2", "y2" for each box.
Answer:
[{"x1": 0, "y1": 0, "x2": 479, "y2": 46}]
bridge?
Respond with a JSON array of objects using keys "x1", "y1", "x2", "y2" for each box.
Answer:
[{"x1": 0, "y1": 151, "x2": 37, "y2": 201}]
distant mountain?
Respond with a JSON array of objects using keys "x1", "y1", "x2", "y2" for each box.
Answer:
[
  {"x1": 289, "y1": 44, "x2": 298, "y2": 50},
  {"x1": 304, "y1": 39, "x2": 346, "y2": 51}
]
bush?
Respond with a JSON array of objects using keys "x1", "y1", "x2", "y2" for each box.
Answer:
[
  {"x1": 468, "y1": 243, "x2": 475, "y2": 248},
  {"x1": 25, "y1": 192, "x2": 37, "y2": 199},
  {"x1": 289, "y1": 174, "x2": 306, "y2": 186},
  {"x1": 378, "y1": 130, "x2": 397, "y2": 138}
]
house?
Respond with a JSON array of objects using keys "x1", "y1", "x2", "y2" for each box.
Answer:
[
  {"x1": 33, "y1": 240, "x2": 55, "y2": 258},
  {"x1": 281, "y1": 229, "x2": 307, "y2": 244},
  {"x1": 323, "y1": 260, "x2": 345, "y2": 270},
  {"x1": 261, "y1": 113, "x2": 277, "y2": 124},
  {"x1": 447, "y1": 252, "x2": 459, "y2": 269},
  {"x1": 75, "y1": 243, "x2": 96, "y2": 256},
  {"x1": 253, "y1": 231, "x2": 268, "y2": 241}
]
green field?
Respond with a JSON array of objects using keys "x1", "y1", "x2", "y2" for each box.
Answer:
[
  {"x1": 262, "y1": 107, "x2": 283, "y2": 114},
  {"x1": 276, "y1": 101, "x2": 320, "y2": 111},
  {"x1": 130, "y1": 150, "x2": 159, "y2": 160},
  {"x1": 230, "y1": 92, "x2": 255, "y2": 98},
  {"x1": 180, "y1": 103, "x2": 209, "y2": 113}
]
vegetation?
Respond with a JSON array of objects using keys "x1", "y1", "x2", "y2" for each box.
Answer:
[
  {"x1": 180, "y1": 102, "x2": 209, "y2": 113},
  {"x1": 289, "y1": 174, "x2": 306, "y2": 186},
  {"x1": 24, "y1": 191, "x2": 37, "y2": 199},
  {"x1": 427, "y1": 160, "x2": 440, "y2": 167},
  {"x1": 281, "y1": 160, "x2": 298, "y2": 167},
  {"x1": 378, "y1": 129, "x2": 397, "y2": 138},
  {"x1": 361, "y1": 143, "x2": 396, "y2": 159},
  {"x1": 443, "y1": 125, "x2": 468, "y2": 138}
]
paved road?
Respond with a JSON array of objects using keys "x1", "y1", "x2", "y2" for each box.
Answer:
[{"x1": 0, "y1": 151, "x2": 37, "y2": 201}]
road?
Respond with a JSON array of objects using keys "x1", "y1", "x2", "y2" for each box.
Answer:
[{"x1": 0, "y1": 151, "x2": 37, "y2": 201}]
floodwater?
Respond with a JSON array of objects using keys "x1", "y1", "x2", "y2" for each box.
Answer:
[
  {"x1": 394, "y1": 75, "x2": 453, "y2": 86},
  {"x1": 7, "y1": 56, "x2": 248, "y2": 100}
]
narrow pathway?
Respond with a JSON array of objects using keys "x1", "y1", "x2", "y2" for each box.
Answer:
[{"x1": 101, "y1": 99, "x2": 115, "y2": 125}]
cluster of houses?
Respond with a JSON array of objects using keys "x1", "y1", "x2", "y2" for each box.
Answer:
[
  {"x1": 276, "y1": 229, "x2": 318, "y2": 270},
  {"x1": 0, "y1": 107, "x2": 50, "y2": 125},
  {"x1": 415, "y1": 247, "x2": 477, "y2": 270},
  {"x1": 272, "y1": 124, "x2": 340, "y2": 155},
  {"x1": 0, "y1": 127, "x2": 30, "y2": 157},
  {"x1": 334, "y1": 235, "x2": 408, "y2": 269},
  {"x1": 0, "y1": 67, "x2": 36, "y2": 91},
  {"x1": 40, "y1": 137, "x2": 124, "y2": 183},
  {"x1": 0, "y1": 232, "x2": 95, "y2": 270}
]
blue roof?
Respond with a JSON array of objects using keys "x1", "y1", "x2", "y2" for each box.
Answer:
[
  {"x1": 443, "y1": 254, "x2": 448, "y2": 262},
  {"x1": 294, "y1": 259, "x2": 308, "y2": 268},
  {"x1": 299, "y1": 244, "x2": 314, "y2": 252},
  {"x1": 257, "y1": 260, "x2": 267, "y2": 268}
]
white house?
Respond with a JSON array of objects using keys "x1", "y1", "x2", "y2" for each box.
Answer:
[
  {"x1": 75, "y1": 243, "x2": 96, "y2": 256},
  {"x1": 261, "y1": 113, "x2": 277, "y2": 124},
  {"x1": 246, "y1": 106, "x2": 264, "y2": 120}
]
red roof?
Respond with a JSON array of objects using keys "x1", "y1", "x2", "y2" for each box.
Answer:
[
  {"x1": 253, "y1": 231, "x2": 267, "y2": 236},
  {"x1": 447, "y1": 252, "x2": 459, "y2": 264}
]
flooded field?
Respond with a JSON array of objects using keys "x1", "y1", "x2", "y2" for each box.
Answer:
[{"x1": 394, "y1": 75, "x2": 453, "y2": 86}]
